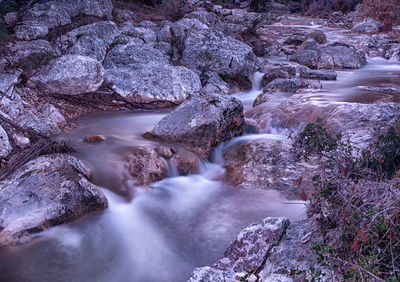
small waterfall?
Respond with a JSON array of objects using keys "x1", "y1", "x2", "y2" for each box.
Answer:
[{"x1": 233, "y1": 72, "x2": 264, "y2": 110}]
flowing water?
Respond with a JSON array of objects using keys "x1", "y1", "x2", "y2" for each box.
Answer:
[{"x1": 1, "y1": 17, "x2": 400, "y2": 282}]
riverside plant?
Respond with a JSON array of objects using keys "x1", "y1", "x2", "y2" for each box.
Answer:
[{"x1": 293, "y1": 117, "x2": 400, "y2": 280}]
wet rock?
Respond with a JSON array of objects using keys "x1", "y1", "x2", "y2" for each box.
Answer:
[
  {"x1": 150, "y1": 94, "x2": 244, "y2": 158},
  {"x1": 156, "y1": 146, "x2": 175, "y2": 159},
  {"x1": 183, "y1": 10, "x2": 225, "y2": 31},
  {"x1": 188, "y1": 217, "x2": 290, "y2": 281},
  {"x1": 253, "y1": 89, "x2": 274, "y2": 107},
  {"x1": 353, "y1": 18, "x2": 382, "y2": 34},
  {"x1": 4, "y1": 12, "x2": 17, "y2": 25},
  {"x1": 170, "y1": 150, "x2": 199, "y2": 175},
  {"x1": 291, "y1": 40, "x2": 367, "y2": 69},
  {"x1": 83, "y1": 135, "x2": 105, "y2": 143},
  {"x1": 125, "y1": 147, "x2": 168, "y2": 186},
  {"x1": 290, "y1": 39, "x2": 320, "y2": 69},
  {"x1": 386, "y1": 45, "x2": 400, "y2": 61},
  {"x1": 299, "y1": 66, "x2": 337, "y2": 80},
  {"x1": 284, "y1": 34, "x2": 305, "y2": 46},
  {"x1": 181, "y1": 29, "x2": 259, "y2": 89},
  {"x1": 0, "y1": 125, "x2": 12, "y2": 159},
  {"x1": 0, "y1": 154, "x2": 108, "y2": 248},
  {"x1": 14, "y1": 0, "x2": 113, "y2": 40},
  {"x1": 265, "y1": 78, "x2": 302, "y2": 92},
  {"x1": 114, "y1": 8, "x2": 137, "y2": 24},
  {"x1": 318, "y1": 42, "x2": 367, "y2": 69},
  {"x1": 28, "y1": 55, "x2": 105, "y2": 95},
  {"x1": 262, "y1": 69, "x2": 290, "y2": 87},
  {"x1": 306, "y1": 30, "x2": 326, "y2": 44},
  {"x1": 223, "y1": 138, "x2": 314, "y2": 197},
  {"x1": 105, "y1": 63, "x2": 201, "y2": 107}
]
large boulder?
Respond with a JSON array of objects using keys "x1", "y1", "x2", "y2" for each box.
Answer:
[
  {"x1": 56, "y1": 21, "x2": 120, "y2": 62},
  {"x1": 14, "y1": 0, "x2": 113, "y2": 40},
  {"x1": 28, "y1": 55, "x2": 105, "y2": 95},
  {"x1": 0, "y1": 154, "x2": 108, "y2": 248},
  {"x1": 105, "y1": 62, "x2": 201, "y2": 107},
  {"x1": 188, "y1": 217, "x2": 290, "y2": 282},
  {"x1": 104, "y1": 42, "x2": 169, "y2": 69},
  {"x1": 119, "y1": 21, "x2": 157, "y2": 43},
  {"x1": 291, "y1": 40, "x2": 367, "y2": 69},
  {"x1": 181, "y1": 28, "x2": 259, "y2": 89},
  {"x1": 149, "y1": 94, "x2": 245, "y2": 158}
]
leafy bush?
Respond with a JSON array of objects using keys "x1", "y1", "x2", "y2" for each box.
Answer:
[
  {"x1": 294, "y1": 118, "x2": 400, "y2": 280},
  {"x1": 356, "y1": 0, "x2": 400, "y2": 30}
]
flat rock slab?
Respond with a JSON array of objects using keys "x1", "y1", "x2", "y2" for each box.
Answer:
[{"x1": 0, "y1": 154, "x2": 108, "y2": 248}]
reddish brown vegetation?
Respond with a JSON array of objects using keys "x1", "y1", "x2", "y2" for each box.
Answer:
[{"x1": 356, "y1": 0, "x2": 400, "y2": 30}]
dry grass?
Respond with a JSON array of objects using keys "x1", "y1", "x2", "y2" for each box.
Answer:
[{"x1": 356, "y1": 0, "x2": 400, "y2": 30}]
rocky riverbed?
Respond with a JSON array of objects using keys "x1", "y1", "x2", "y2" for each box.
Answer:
[{"x1": 0, "y1": 0, "x2": 399, "y2": 281}]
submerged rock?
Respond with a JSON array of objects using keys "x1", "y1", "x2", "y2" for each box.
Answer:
[
  {"x1": 125, "y1": 147, "x2": 168, "y2": 186},
  {"x1": 0, "y1": 154, "x2": 108, "y2": 248},
  {"x1": 28, "y1": 55, "x2": 105, "y2": 95},
  {"x1": 149, "y1": 94, "x2": 244, "y2": 158}
]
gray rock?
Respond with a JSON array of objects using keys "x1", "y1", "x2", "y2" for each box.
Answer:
[
  {"x1": 265, "y1": 78, "x2": 303, "y2": 92},
  {"x1": 201, "y1": 71, "x2": 231, "y2": 95},
  {"x1": 104, "y1": 42, "x2": 169, "y2": 69},
  {"x1": 306, "y1": 30, "x2": 327, "y2": 44},
  {"x1": 57, "y1": 21, "x2": 119, "y2": 61},
  {"x1": 0, "y1": 154, "x2": 108, "y2": 248},
  {"x1": 28, "y1": 55, "x2": 105, "y2": 95},
  {"x1": 353, "y1": 18, "x2": 382, "y2": 34},
  {"x1": 181, "y1": 29, "x2": 259, "y2": 88},
  {"x1": 0, "y1": 125, "x2": 12, "y2": 159},
  {"x1": 299, "y1": 66, "x2": 337, "y2": 80},
  {"x1": 125, "y1": 147, "x2": 168, "y2": 186},
  {"x1": 4, "y1": 12, "x2": 18, "y2": 25},
  {"x1": 14, "y1": 0, "x2": 113, "y2": 40},
  {"x1": 9, "y1": 40, "x2": 54, "y2": 66},
  {"x1": 318, "y1": 42, "x2": 367, "y2": 69},
  {"x1": 114, "y1": 8, "x2": 136, "y2": 24},
  {"x1": 291, "y1": 40, "x2": 367, "y2": 69},
  {"x1": 188, "y1": 217, "x2": 290, "y2": 281},
  {"x1": 119, "y1": 21, "x2": 157, "y2": 43},
  {"x1": 0, "y1": 74, "x2": 18, "y2": 97},
  {"x1": 171, "y1": 18, "x2": 209, "y2": 41},
  {"x1": 105, "y1": 63, "x2": 201, "y2": 107},
  {"x1": 14, "y1": 25, "x2": 49, "y2": 41},
  {"x1": 183, "y1": 10, "x2": 225, "y2": 31},
  {"x1": 284, "y1": 34, "x2": 305, "y2": 46},
  {"x1": 262, "y1": 69, "x2": 290, "y2": 87},
  {"x1": 150, "y1": 94, "x2": 244, "y2": 158},
  {"x1": 157, "y1": 24, "x2": 173, "y2": 43},
  {"x1": 223, "y1": 138, "x2": 315, "y2": 198}
]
